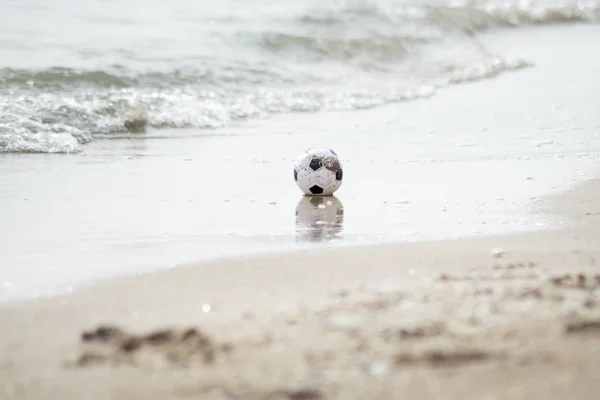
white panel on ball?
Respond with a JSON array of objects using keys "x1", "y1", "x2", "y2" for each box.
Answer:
[{"x1": 293, "y1": 147, "x2": 343, "y2": 196}]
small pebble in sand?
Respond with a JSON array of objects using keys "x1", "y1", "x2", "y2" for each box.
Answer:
[
  {"x1": 584, "y1": 299, "x2": 595, "y2": 308},
  {"x1": 326, "y1": 313, "x2": 362, "y2": 331},
  {"x1": 491, "y1": 248, "x2": 505, "y2": 258},
  {"x1": 201, "y1": 304, "x2": 212, "y2": 313},
  {"x1": 366, "y1": 360, "x2": 392, "y2": 377}
]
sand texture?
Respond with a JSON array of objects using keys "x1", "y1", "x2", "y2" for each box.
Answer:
[{"x1": 1, "y1": 186, "x2": 600, "y2": 399}]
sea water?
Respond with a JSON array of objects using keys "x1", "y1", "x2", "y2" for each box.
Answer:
[
  {"x1": 1, "y1": 0, "x2": 599, "y2": 302},
  {"x1": 1, "y1": 0, "x2": 598, "y2": 153}
]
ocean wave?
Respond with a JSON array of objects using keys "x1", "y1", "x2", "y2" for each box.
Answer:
[
  {"x1": 256, "y1": 32, "x2": 426, "y2": 64},
  {"x1": 461, "y1": 0, "x2": 599, "y2": 29},
  {"x1": 0, "y1": 0, "x2": 598, "y2": 153},
  {"x1": 0, "y1": 63, "x2": 307, "y2": 90},
  {"x1": 299, "y1": 1, "x2": 600, "y2": 31},
  {"x1": 0, "y1": 54, "x2": 530, "y2": 154},
  {"x1": 0, "y1": 127, "x2": 83, "y2": 154}
]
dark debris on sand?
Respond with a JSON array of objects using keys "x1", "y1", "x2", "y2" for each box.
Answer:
[
  {"x1": 77, "y1": 325, "x2": 229, "y2": 367},
  {"x1": 124, "y1": 117, "x2": 147, "y2": 133},
  {"x1": 564, "y1": 320, "x2": 600, "y2": 335},
  {"x1": 550, "y1": 273, "x2": 600, "y2": 290},
  {"x1": 267, "y1": 389, "x2": 323, "y2": 400},
  {"x1": 67, "y1": 256, "x2": 600, "y2": 400},
  {"x1": 395, "y1": 349, "x2": 493, "y2": 368}
]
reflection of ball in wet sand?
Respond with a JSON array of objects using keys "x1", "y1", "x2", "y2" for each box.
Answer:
[{"x1": 295, "y1": 196, "x2": 344, "y2": 242}]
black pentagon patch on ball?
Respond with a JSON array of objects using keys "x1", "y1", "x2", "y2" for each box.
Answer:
[
  {"x1": 294, "y1": 169, "x2": 298, "y2": 181},
  {"x1": 309, "y1": 158, "x2": 323, "y2": 171},
  {"x1": 336, "y1": 169, "x2": 343, "y2": 181},
  {"x1": 309, "y1": 185, "x2": 324, "y2": 195}
]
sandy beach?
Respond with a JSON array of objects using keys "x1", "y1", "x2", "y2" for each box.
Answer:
[{"x1": 1, "y1": 23, "x2": 600, "y2": 400}]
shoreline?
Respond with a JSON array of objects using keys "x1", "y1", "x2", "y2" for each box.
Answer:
[
  {"x1": 1, "y1": 23, "x2": 600, "y2": 399},
  {"x1": 0, "y1": 173, "x2": 591, "y2": 308},
  {"x1": 3, "y1": 173, "x2": 599, "y2": 310},
  {"x1": 2, "y1": 24, "x2": 600, "y2": 303}
]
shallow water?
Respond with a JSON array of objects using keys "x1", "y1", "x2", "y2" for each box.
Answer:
[
  {"x1": 1, "y1": 0, "x2": 598, "y2": 152},
  {"x1": 1, "y1": 3, "x2": 600, "y2": 302},
  {"x1": 2, "y1": 63, "x2": 599, "y2": 302}
]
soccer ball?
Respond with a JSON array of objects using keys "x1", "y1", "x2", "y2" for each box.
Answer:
[{"x1": 293, "y1": 147, "x2": 343, "y2": 196}]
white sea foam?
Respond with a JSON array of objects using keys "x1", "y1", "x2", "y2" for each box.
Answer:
[{"x1": 0, "y1": 0, "x2": 598, "y2": 153}]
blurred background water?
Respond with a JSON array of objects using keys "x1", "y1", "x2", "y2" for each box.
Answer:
[{"x1": 1, "y1": 0, "x2": 598, "y2": 153}]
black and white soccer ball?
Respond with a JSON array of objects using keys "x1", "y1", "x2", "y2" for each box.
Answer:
[{"x1": 293, "y1": 147, "x2": 343, "y2": 196}]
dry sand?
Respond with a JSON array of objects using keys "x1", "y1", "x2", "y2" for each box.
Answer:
[
  {"x1": 2, "y1": 25, "x2": 600, "y2": 400},
  {"x1": 1, "y1": 179, "x2": 599, "y2": 400}
]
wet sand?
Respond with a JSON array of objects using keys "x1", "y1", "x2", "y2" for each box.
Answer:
[{"x1": 1, "y1": 24, "x2": 600, "y2": 399}]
